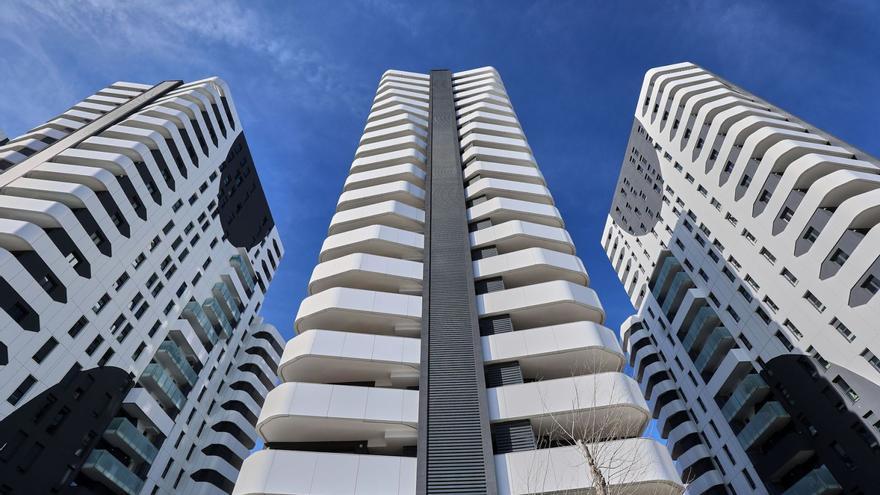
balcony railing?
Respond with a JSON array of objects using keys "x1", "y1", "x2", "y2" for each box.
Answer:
[
  {"x1": 140, "y1": 363, "x2": 186, "y2": 411},
  {"x1": 681, "y1": 306, "x2": 715, "y2": 351},
  {"x1": 104, "y1": 417, "x2": 159, "y2": 464},
  {"x1": 213, "y1": 281, "x2": 242, "y2": 322},
  {"x1": 203, "y1": 297, "x2": 232, "y2": 339},
  {"x1": 81, "y1": 449, "x2": 144, "y2": 495},
  {"x1": 782, "y1": 465, "x2": 841, "y2": 495},
  {"x1": 694, "y1": 326, "x2": 734, "y2": 374},
  {"x1": 737, "y1": 401, "x2": 790, "y2": 450},
  {"x1": 183, "y1": 300, "x2": 219, "y2": 346},
  {"x1": 231, "y1": 254, "x2": 256, "y2": 291},
  {"x1": 156, "y1": 341, "x2": 198, "y2": 387},
  {"x1": 722, "y1": 374, "x2": 769, "y2": 422}
]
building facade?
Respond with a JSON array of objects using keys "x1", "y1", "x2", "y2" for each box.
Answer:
[
  {"x1": 0, "y1": 79, "x2": 284, "y2": 494},
  {"x1": 235, "y1": 67, "x2": 682, "y2": 495},
  {"x1": 603, "y1": 62, "x2": 880, "y2": 494}
]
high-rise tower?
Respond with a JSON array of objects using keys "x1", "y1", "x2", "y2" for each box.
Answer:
[
  {"x1": 603, "y1": 62, "x2": 880, "y2": 494},
  {"x1": 236, "y1": 67, "x2": 681, "y2": 495},
  {"x1": 0, "y1": 78, "x2": 284, "y2": 494}
]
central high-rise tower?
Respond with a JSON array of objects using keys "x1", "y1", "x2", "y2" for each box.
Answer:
[{"x1": 236, "y1": 67, "x2": 682, "y2": 495}]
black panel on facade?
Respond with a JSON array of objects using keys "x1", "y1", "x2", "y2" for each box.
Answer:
[
  {"x1": 753, "y1": 355, "x2": 880, "y2": 493},
  {"x1": 0, "y1": 366, "x2": 133, "y2": 495},
  {"x1": 417, "y1": 69, "x2": 497, "y2": 495},
  {"x1": 491, "y1": 419, "x2": 537, "y2": 454},
  {"x1": 217, "y1": 132, "x2": 275, "y2": 250}
]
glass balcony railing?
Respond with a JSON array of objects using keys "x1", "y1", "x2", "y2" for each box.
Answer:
[
  {"x1": 104, "y1": 417, "x2": 159, "y2": 464},
  {"x1": 140, "y1": 363, "x2": 186, "y2": 411},
  {"x1": 737, "y1": 401, "x2": 790, "y2": 450},
  {"x1": 231, "y1": 254, "x2": 256, "y2": 291},
  {"x1": 694, "y1": 326, "x2": 734, "y2": 374},
  {"x1": 203, "y1": 297, "x2": 232, "y2": 339},
  {"x1": 722, "y1": 374, "x2": 770, "y2": 422},
  {"x1": 157, "y1": 341, "x2": 198, "y2": 387},
  {"x1": 213, "y1": 281, "x2": 241, "y2": 322},
  {"x1": 81, "y1": 449, "x2": 144, "y2": 495},
  {"x1": 782, "y1": 465, "x2": 841, "y2": 495},
  {"x1": 661, "y1": 271, "x2": 691, "y2": 315},
  {"x1": 183, "y1": 301, "x2": 219, "y2": 346},
  {"x1": 681, "y1": 306, "x2": 715, "y2": 351},
  {"x1": 650, "y1": 256, "x2": 677, "y2": 293}
]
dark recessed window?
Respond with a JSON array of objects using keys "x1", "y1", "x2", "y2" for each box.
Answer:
[
  {"x1": 7, "y1": 375, "x2": 37, "y2": 405},
  {"x1": 32, "y1": 337, "x2": 58, "y2": 364}
]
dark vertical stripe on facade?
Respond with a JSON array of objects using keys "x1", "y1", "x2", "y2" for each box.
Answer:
[{"x1": 417, "y1": 70, "x2": 498, "y2": 495}]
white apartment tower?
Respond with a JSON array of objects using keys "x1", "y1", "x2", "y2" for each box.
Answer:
[
  {"x1": 235, "y1": 67, "x2": 682, "y2": 495},
  {"x1": 0, "y1": 79, "x2": 285, "y2": 494},
  {"x1": 603, "y1": 62, "x2": 880, "y2": 494}
]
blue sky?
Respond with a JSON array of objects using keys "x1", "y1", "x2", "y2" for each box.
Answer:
[{"x1": 1, "y1": 0, "x2": 878, "y2": 343}]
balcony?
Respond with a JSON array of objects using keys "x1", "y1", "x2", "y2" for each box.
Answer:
[
  {"x1": 470, "y1": 219, "x2": 574, "y2": 255},
  {"x1": 473, "y1": 247, "x2": 588, "y2": 288},
  {"x1": 467, "y1": 197, "x2": 562, "y2": 228},
  {"x1": 234, "y1": 450, "x2": 416, "y2": 495},
  {"x1": 659, "y1": 271, "x2": 691, "y2": 316},
  {"x1": 488, "y1": 373, "x2": 649, "y2": 440},
  {"x1": 328, "y1": 200, "x2": 425, "y2": 235},
  {"x1": 478, "y1": 280, "x2": 605, "y2": 329},
  {"x1": 319, "y1": 225, "x2": 423, "y2": 262},
  {"x1": 257, "y1": 383, "x2": 418, "y2": 452},
  {"x1": 81, "y1": 449, "x2": 144, "y2": 495},
  {"x1": 737, "y1": 401, "x2": 790, "y2": 450},
  {"x1": 203, "y1": 297, "x2": 232, "y2": 339},
  {"x1": 336, "y1": 180, "x2": 425, "y2": 211},
  {"x1": 693, "y1": 326, "x2": 734, "y2": 375},
  {"x1": 463, "y1": 160, "x2": 544, "y2": 185},
  {"x1": 182, "y1": 300, "x2": 219, "y2": 346},
  {"x1": 155, "y1": 341, "x2": 198, "y2": 387},
  {"x1": 482, "y1": 321, "x2": 623, "y2": 380},
  {"x1": 344, "y1": 163, "x2": 426, "y2": 191},
  {"x1": 103, "y1": 417, "x2": 158, "y2": 464},
  {"x1": 139, "y1": 363, "x2": 185, "y2": 411},
  {"x1": 782, "y1": 465, "x2": 841, "y2": 495},
  {"x1": 212, "y1": 281, "x2": 242, "y2": 322},
  {"x1": 279, "y1": 329, "x2": 419, "y2": 386},
  {"x1": 722, "y1": 374, "x2": 770, "y2": 422},
  {"x1": 465, "y1": 177, "x2": 552, "y2": 205},
  {"x1": 308, "y1": 253, "x2": 422, "y2": 295},
  {"x1": 495, "y1": 439, "x2": 682, "y2": 495},
  {"x1": 680, "y1": 306, "x2": 716, "y2": 351},
  {"x1": 230, "y1": 254, "x2": 256, "y2": 292},
  {"x1": 295, "y1": 287, "x2": 421, "y2": 337}
]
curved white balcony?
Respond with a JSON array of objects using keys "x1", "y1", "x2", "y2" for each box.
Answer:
[
  {"x1": 464, "y1": 160, "x2": 544, "y2": 185},
  {"x1": 459, "y1": 122, "x2": 524, "y2": 140},
  {"x1": 350, "y1": 148, "x2": 426, "y2": 174},
  {"x1": 463, "y1": 146, "x2": 535, "y2": 167},
  {"x1": 366, "y1": 103, "x2": 428, "y2": 125},
  {"x1": 354, "y1": 135, "x2": 426, "y2": 159},
  {"x1": 320, "y1": 225, "x2": 423, "y2": 262},
  {"x1": 478, "y1": 280, "x2": 605, "y2": 329},
  {"x1": 468, "y1": 197, "x2": 562, "y2": 227},
  {"x1": 458, "y1": 110, "x2": 520, "y2": 129},
  {"x1": 482, "y1": 321, "x2": 623, "y2": 379},
  {"x1": 495, "y1": 440, "x2": 683, "y2": 495},
  {"x1": 488, "y1": 373, "x2": 649, "y2": 439},
  {"x1": 473, "y1": 247, "x2": 588, "y2": 288},
  {"x1": 336, "y1": 181, "x2": 425, "y2": 211},
  {"x1": 279, "y1": 330, "x2": 419, "y2": 386},
  {"x1": 461, "y1": 133, "x2": 530, "y2": 153},
  {"x1": 466, "y1": 177, "x2": 552, "y2": 205},
  {"x1": 295, "y1": 287, "x2": 421, "y2": 337},
  {"x1": 470, "y1": 220, "x2": 574, "y2": 255},
  {"x1": 328, "y1": 200, "x2": 424, "y2": 235},
  {"x1": 257, "y1": 382, "x2": 418, "y2": 448},
  {"x1": 234, "y1": 450, "x2": 416, "y2": 495},
  {"x1": 344, "y1": 163, "x2": 426, "y2": 191},
  {"x1": 308, "y1": 253, "x2": 422, "y2": 294},
  {"x1": 359, "y1": 122, "x2": 427, "y2": 146},
  {"x1": 363, "y1": 112, "x2": 428, "y2": 134}
]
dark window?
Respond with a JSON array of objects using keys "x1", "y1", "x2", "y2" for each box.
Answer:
[
  {"x1": 7, "y1": 375, "x2": 37, "y2": 405},
  {"x1": 32, "y1": 337, "x2": 58, "y2": 363}
]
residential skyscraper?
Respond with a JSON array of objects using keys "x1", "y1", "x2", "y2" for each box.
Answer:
[
  {"x1": 603, "y1": 62, "x2": 880, "y2": 494},
  {"x1": 0, "y1": 78, "x2": 284, "y2": 494},
  {"x1": 235, "y1": 67, "x2": 682, "y2": 495}
]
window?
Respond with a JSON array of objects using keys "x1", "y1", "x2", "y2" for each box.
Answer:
[
  {"x1": 722, "y1": 266, "x2": 735, "y2": 282},
  {"x1": 861, "y1": 349, "x2": 880, "y2": 373},
  {"x1": 32, "y1": 337, "x2": 58, "y2": 363},
  {"x1": 781, "y1": 268, "x2": 798, "y2": 286},
  {"x1": 113, "y1": 272, "x2": 129, "y2": 291},
  {"x1": 172, "y1": 199, "x2": 183, "y2": 212},
  {"x1": 7, "y1": 375, "x2": 37, "y2": 405},
  {"x1": 728, "y1": 256, "x2": 742, "y2": 270},
  {"x1": 830, "y1": 248, "x2": 849, "y2": 267},
  {"x1": 780, "y1": 207, "x2": 794, "y2": 222},
  {"x1": 85, "y1": 335, "x2": 104, "y2": 356},
  {"x1": 742, "y1": 229, "x2": 756, "y2": 244},
  {"x1": 698, "y1": 269, "x2": 708, "y2": 282},
  {"x1": 740, "y1": 333, "x2": 753, "y2": 350},
  {"x1": 804, "y1": 291, "x2": 826, "y2": 312},
  {"x1": 759, "y1": 247, "x2": 776, "y2": 264},
  {"x1": 710, "y1": 198, "x2": 721, "y2": 210},
  {"x1": 132, "y1": 253, "x2": 146, "y2": 269},
  {"x1": 783, "y1": 319, "x2": 803, "y2": 339},
  {"x1": 68, "y1": 316, "x2": 88, "y2": 337},
  {"x1": 763, "y1": 296, "x2": 779, "y2": 312},
  {"x1": 132, "y1": 342, "x2": 147, "y2": 361},
  {"x1": 803, "y1": 227, "x2": 819, "y2": 242},
  {"x1": 862, "y1": 275, "x2": 880, "y2": 295},
  {"x1": 831, "y1": 318, "x2": 855, "y2": 342},
  {"x1": 708, "y1": 249, "x2": 720, "y2": 262},
  {"x1": 725, "y1": 212, "x2": 738, "y2": 226},
  {"x1": 743, "y1": 470, "x2": 757, "y2": 490},
  {"x1": 833, "y1": 376, "x2": 860, "y2": 402},
  {"x1": 163, "y1": 220, "x2": 174, "y2": 235},
  {"x1": 745, "y1": 275, "x2": 760, "y2": 291},
  {"x1": 91, "y1": 293, "x2": 110, "y2": 314},
  {"x1": 737, "y1": 285, "x2": 753, "y2": 302},
  {"x1": 726, "y1": 305, "x2": 740, "y2": 322}
]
